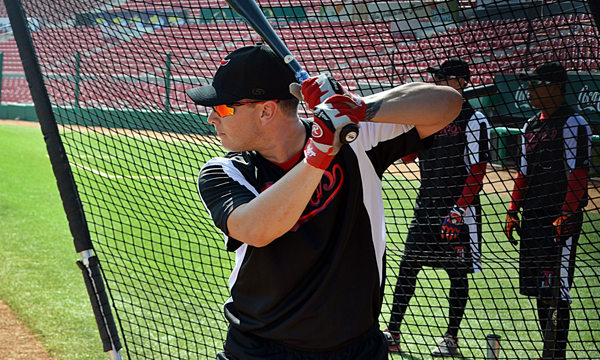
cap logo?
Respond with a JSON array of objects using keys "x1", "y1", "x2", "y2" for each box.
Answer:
[
  {"x1": 312, "y1": 123, "x2": 323, "y2": 138},
  {"x1": 220, "y1": 59, "x2": 230, "y2": 66},
  {"x1": 252, "y1": 88, "x2": 265, "y2": 95}
]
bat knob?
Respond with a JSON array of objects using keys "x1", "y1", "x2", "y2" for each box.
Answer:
[{"x1": 340, "y1": 123, "x2": 359, "y2": 144}]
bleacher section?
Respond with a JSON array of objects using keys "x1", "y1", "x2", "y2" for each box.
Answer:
[
  {"x1": 0, "y1": 5, "x2": 597, "y2": 108},
  {"x1": 0, "y1": 39, "x2": 23, "y2": 73}
]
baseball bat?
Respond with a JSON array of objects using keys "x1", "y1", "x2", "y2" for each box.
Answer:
[
  {"x1": 225, "y1": 0, "x2": 358, "y2": 144},
  {"x1": 463, "y1": 83, "x2": 497, "y2": 99}
]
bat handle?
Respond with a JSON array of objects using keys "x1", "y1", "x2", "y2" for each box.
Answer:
[
  {"x1": 295, "y1": 69, "x2": 310, "y2": 83},
  {"x1": 340, "y1": 123, "x2": 359, "y2": 144}
]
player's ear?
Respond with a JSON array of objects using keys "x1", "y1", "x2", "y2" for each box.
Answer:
[
  {"x1": 258, "y1": 100, "x2": 278, "y2": 126},
  {"x1": 548, "y1": 83, "x2": 563, "y2": 96}
]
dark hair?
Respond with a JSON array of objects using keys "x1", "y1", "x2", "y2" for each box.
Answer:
[{"x1": 278, "y1": 98, "x2": 300, "y2": 117}]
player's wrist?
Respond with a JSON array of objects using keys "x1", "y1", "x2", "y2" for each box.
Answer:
[
  {"x1": 345, "y1": 91, "x2": 367, "y2": 121},
  {"x1": 304, "y1": 138, "x2": 334, "y2": 170},
  {"x1": 450, "y1": 205, "x2": 465, "y2": 217}
]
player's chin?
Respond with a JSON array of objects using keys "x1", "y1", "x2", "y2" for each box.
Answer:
[{"x1": 220, "y1": 138, "x2": 246, "y2": 152}]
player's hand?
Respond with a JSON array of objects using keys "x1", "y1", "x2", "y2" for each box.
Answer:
[
  {"x1": 291, "y1": 74, "x2": 367, "y2": 120},
  {"x1": 290, "y1": 73, "x2": 343, "y2": 109},
  {"x1": 441, "y1": 205, "x2": 465, "y2": 241},
  {"x1": 505, "y1": 210, "x2": 521, "y2": 246},
  {"x1": 553, "y1": 210, "x2": 575, "y2": 243},
  {"x1": 304, "y1": 94, "x2": 360, "y2": 170}
]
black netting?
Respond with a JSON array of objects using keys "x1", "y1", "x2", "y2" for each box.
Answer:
[{"x1": 5, "y1": 0, "x2": 599, "y2": 359}]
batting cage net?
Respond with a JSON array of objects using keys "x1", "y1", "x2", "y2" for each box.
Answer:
[{"x1": 4, "y1": 0, "x2": 599, "y2": 358}]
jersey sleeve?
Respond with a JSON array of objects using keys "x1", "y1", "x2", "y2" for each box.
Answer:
[
  {"x1": 464, "y1": 111, "x2": 491, "y2": 168},
  {"x1": 563, "y1": 115, "x2": 592, "y2": 171},
  {"x1": 352, "y1": 122, "x2": 433, "y2": 176},
  {"x1": 197, "y1": 157, "x2": 259, "y2": 251},
  {"x1": 519, "y1": 122, "x2": 529, "y2": 176}
]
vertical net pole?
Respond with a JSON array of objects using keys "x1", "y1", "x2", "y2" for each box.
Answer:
[{"x1": 4, "y1": 0, "x2": 123, "y2": 357}]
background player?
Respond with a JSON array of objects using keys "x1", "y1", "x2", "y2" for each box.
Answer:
[
  {"x1": 505, "y1": 62, "x2": 592, "y2": 360},
  {"x1": 186, "y1": 44, "x2": 463, "y2": 360},
  {"x1": 383, "y1": 58, "x2": 490, "y2": 357}
]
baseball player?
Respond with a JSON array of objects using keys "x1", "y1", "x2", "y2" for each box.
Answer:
[
  {"x1": 505, "y1": 62, "x2": 592, "y2": 360},
  {"x1": 383, "y1": 59, "x2": 490, "y2": 357},
  {"x1": 186, "y1": 44, "x2": 462, "y2": 359}
]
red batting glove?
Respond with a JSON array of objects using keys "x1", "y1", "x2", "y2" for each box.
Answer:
[
  {"x1": 304, "y1": 95, "x2": 360, "y2": 170},
  {"x1": 553, "y1": 210, "x2": 575, "y2": 243},
  {"x1": 299, "y1": 74, "x2": 367, "y2": 121},
  {"x1": 441, "y1": 205, "x2": 465, "y2": 241},
  {"x1": 300, "y1": 73, "x2": 344, "y2": 110},
  {"x1": 505, "y1": 210, "x2": 520, "y2": 246}
]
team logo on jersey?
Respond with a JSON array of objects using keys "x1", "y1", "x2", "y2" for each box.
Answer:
[
  {"x1": 454, "y1": 246, "x2": 465, "y2": 262},
  {"x1": 291, "y1": 163, "x2": 344, "y2": 231},
  {"x1": 525, "y1": 128, "x2": 558, "y2": 152},
  {"x1": 220, "y1": 59, "x2": 230, "y2": 66},
  {"x1": 540, "y1": 270, "x2": 555, "y2": 288},
  {"x1": 437, "y1": 123, "x2": 461, "y2": 137},
  {"x1": 312, "y1": 123, "x2": 323, "y2": 138}
]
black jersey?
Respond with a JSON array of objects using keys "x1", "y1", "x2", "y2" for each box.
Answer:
[
  {"x1": 404, "y1": 101, "x2": 490, "y2": 272},
  {"x1": 519, "y1": 103, "x2": 592, "y2": 220},
  {"x1": 416, "y1": 101, "x2": 490, "y2": 203},
  {"x1": 199, "y1": 119, "x2": 430, "y2": 351}
]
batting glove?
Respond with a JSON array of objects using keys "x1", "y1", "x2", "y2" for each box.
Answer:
[
  {"x1": 304, "y1": 94, "x2": 360, "y2": 170},
  {"x1": 553, "y1": 210, "x2": 575, "y2": 243},
  {"x1": 505, "y1": 210, "x2": 521, "y2": 246},
  {"x1": 298, "y1": 73, "x2": 344, "y2": 109},
  {"x1": 291, "y1": 74, "x2": 367, "y2": 121},
  {"x1": 441, "y1": 205, "x2": 465, "y2": 241}
]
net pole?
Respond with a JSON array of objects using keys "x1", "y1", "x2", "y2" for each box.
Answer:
[
  {"x1": 165, "y1": 51, "x2": 172, "y2": 112},
  {"x1": 0, "y1": 51, "x2": 3, "y2": 103},
  {"x1": 4, "y1": 0, "x2": 123, "y2": 358},
  {"x1": 74, "y1": 51, "x2": 81, "y2": 108}
]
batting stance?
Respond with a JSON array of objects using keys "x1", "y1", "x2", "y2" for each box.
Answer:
[
  {"x1": 384, "y1": 59, "x2": 490, "y2": 357},
  {"x1": 505, "y1": 62, "x2": 592, "y2": 360},
  {"x1": 186, "y1": 44, "x2": 462, "y2": 359}
]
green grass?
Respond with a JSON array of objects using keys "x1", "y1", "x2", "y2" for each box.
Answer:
[
  {"x1": 1, "y1": 123, "x2": 599, "y2": 360},
  {"x1": 0, "y1": 124, "x2": 105, "y2": 359},
  {"x1": 381, "y1": 175, "x2": 600, "y2": 359}
]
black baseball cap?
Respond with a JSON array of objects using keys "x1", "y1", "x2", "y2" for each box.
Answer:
[
  {"x1": 427, "y1": 58, "x2": 471, "y2": 82},
  {"x1": 186, "y1": 44, "x2": 297, "y2": 106},
  {"x1": 518, "y1": 62, "x2": 568, "y2": 84}
]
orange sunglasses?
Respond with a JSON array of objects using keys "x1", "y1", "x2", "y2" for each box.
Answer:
[{"x1": 212, "y1": 99, "x2": 279, "y2": 117}]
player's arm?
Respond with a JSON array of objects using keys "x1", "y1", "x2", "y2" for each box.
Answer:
[
  {"x1": 227, "y1": 161, "x2": 325, "y2": 247},
  {"x1": 442, "y1": 116, "x2": 489, "y2": 240},
  {"x1": 296, "y1": 75, "x2": 462, "y2": 139},
  {"x1": 361, "y1": 82, "x2": 462, "y2": 138},
  {"x1": 227, "y1": 95, "x2": 360, "y2": 247},
  {"x1": 505, "y1": 124, "x2": 529, "y2": 245},
  {"x1": 553, "y1": 117, "x2": 592, "y2": 239},
  {"x1": 457, "y1": 115, "x2": 490, "y2": 209}
]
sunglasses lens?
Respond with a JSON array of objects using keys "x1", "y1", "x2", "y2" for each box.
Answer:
[{"x1": 213, "y1": 104, "x2": 234, "y2": 117}]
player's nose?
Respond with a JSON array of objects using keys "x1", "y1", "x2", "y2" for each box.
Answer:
[{"x1": 207, "y1": 111, "x2": 220, "y2": 125}]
